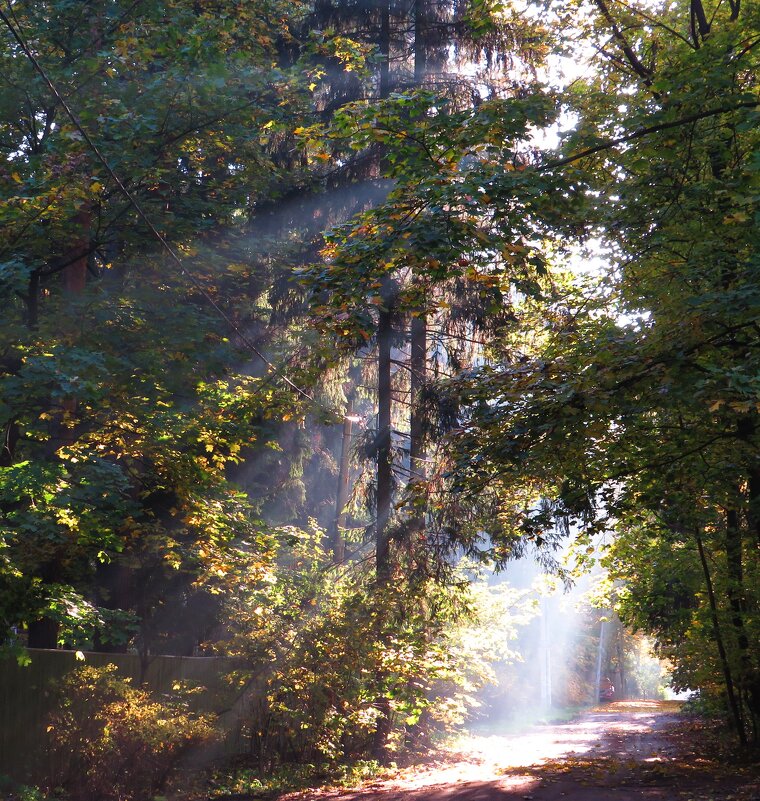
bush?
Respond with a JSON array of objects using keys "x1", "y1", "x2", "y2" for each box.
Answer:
[
  {"x1": 221, "y1": 527, "x2": 502, "y2": 770},
  {"x1": 45, "y1": 665, "x2": 216, "y2": 801}
]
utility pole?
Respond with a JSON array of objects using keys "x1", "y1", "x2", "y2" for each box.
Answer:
[{"x1": 539, "y1": 596, "x2": 553, "y2": 709}]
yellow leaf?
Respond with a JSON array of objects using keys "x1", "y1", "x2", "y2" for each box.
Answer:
[{"x1": 11, "y1": 172, "x2": 22, "y2": 183}]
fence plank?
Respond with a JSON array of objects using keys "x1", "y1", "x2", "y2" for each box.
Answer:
[{"x1": 0, "y1": 649, "x2": 245, "y2": 785}]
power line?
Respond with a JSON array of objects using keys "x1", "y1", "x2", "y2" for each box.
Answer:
[{"x1": 0, "y1": 6, "x2": 329, "y2": 412}]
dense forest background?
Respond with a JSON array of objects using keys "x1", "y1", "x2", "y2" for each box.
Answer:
[{"x1": 1, "y1": 0, "x2": 758, "y2": 786}]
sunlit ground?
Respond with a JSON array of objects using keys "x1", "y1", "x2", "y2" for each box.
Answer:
[
  {"x1": 311, "y1": 701, "x2": 760, "y2": 801},
  {"x1": 455, "y1": 701, "x2": 679, "y2": 766},
  {"x1": 368, "y1": 701, "x2": 682, "y2": 794}
]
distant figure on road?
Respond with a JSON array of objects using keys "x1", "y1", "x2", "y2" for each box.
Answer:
[{"x1": 600, "y1": 676, "x2": 615, "y2": 702}]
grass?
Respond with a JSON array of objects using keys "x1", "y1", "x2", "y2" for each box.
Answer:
[{"x1": 207, "y1": 759, "x2": 384, "y2": 799}]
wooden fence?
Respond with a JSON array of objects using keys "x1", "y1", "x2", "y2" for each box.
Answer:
[{"x1": 0, "y1": 648, "x2": 251, "y2": 784}]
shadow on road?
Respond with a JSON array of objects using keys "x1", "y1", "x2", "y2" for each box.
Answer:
[{"x1": 297, "y1": 702, "x2": 760, "y2": 801}]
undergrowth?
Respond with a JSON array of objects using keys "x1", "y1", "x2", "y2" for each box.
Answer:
[{"x1": 207, "y1": 759, "x2": 384, "y2": 799}]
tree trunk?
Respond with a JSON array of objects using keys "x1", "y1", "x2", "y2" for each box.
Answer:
[
  {"x1": 414, "y1": 0, "x2": 427, "y2": 85},
  {"x1": 409, "y1": 314, "x2": 427, "y2": 536},
  {"x1": 616, "y1": 634, "x2": 627, "y2": 700},
  {"x1": 25, "y1": 269, "x2": 40, "y2": 329},
  {"x1": 724, "y1": 505, "x2": 760, "y2": 734},
  {"x1": 749, "y1": 466, "x2": 760, "y2": 549},
  {"x1": 378, "y1": 0, "x2": 390, "y2": 99},
  {"x1": 695, "y1": 527, "x2": 746, "y2": 744},
  {"x1": 376, "y1": 300, "x2": 393, "y2": 584},
  {"x1": 29, "y1": 208, "x2": 92, "y2": 646},
  {"x1": 1, "y1": 421, "x2": 19, "y2": 467},
  {"x1": 373, "y1": 273, "x2": 395, "y2": 763},
  {"x1": 408, "y1": 0, "x2": 429, "y2": 542},
  {"x1": 63, "y1": 207, "x2": 91, "y2": 294},
  {"x1": 375, "y1": 0, "x2": 393, "y2": 585}
]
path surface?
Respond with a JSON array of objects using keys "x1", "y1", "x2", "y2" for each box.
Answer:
[{"x1": 296, "y1": 702, "x2": 759, "y2": 801}]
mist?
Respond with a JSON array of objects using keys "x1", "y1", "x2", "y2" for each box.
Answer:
[{"x1": 466, "y1": 554, "x2": 668, "y2": 734}]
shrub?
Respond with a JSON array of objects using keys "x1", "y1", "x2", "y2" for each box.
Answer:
[
  {"x1": 45, "y1": 665, "x2": 216, "y2": 801},
  {"x1": 222, "y1": 526, "x2": 501, "y2": 770}
]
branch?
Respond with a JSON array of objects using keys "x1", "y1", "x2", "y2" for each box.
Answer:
[
  {"x1": 735, "y1": 35, "x2": 760, "y2": 61},
  {"x1": 39, "y1": 245, "x2": 100, "y2": 279},
  {"x1": 690, "y1": 0, "x2": 711, "y2": 47},
  {"x1": 593, "y1": 0, "x2": 654, "y2": 85},
  {"x1": 612, "y1": 0, "x2": 697, "y2": 50},
  {"x1": 542, "y1": 100, "x2": 758, "y2": 171}
]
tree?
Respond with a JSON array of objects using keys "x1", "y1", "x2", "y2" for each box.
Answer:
[
  {"x1": 445, "y1": 0, "x2": 760, "y2": 742},
  {"x1": 296, "y1": 4, "x2": 560, "y2": 759},
  {"x1": 0, "y1": 0, "x2": 321, "y2": 650}
]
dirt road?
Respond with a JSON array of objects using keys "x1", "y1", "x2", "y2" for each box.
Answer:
[{"x1": 300, "y1": 702, "x2": 759, "y2": 801}]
